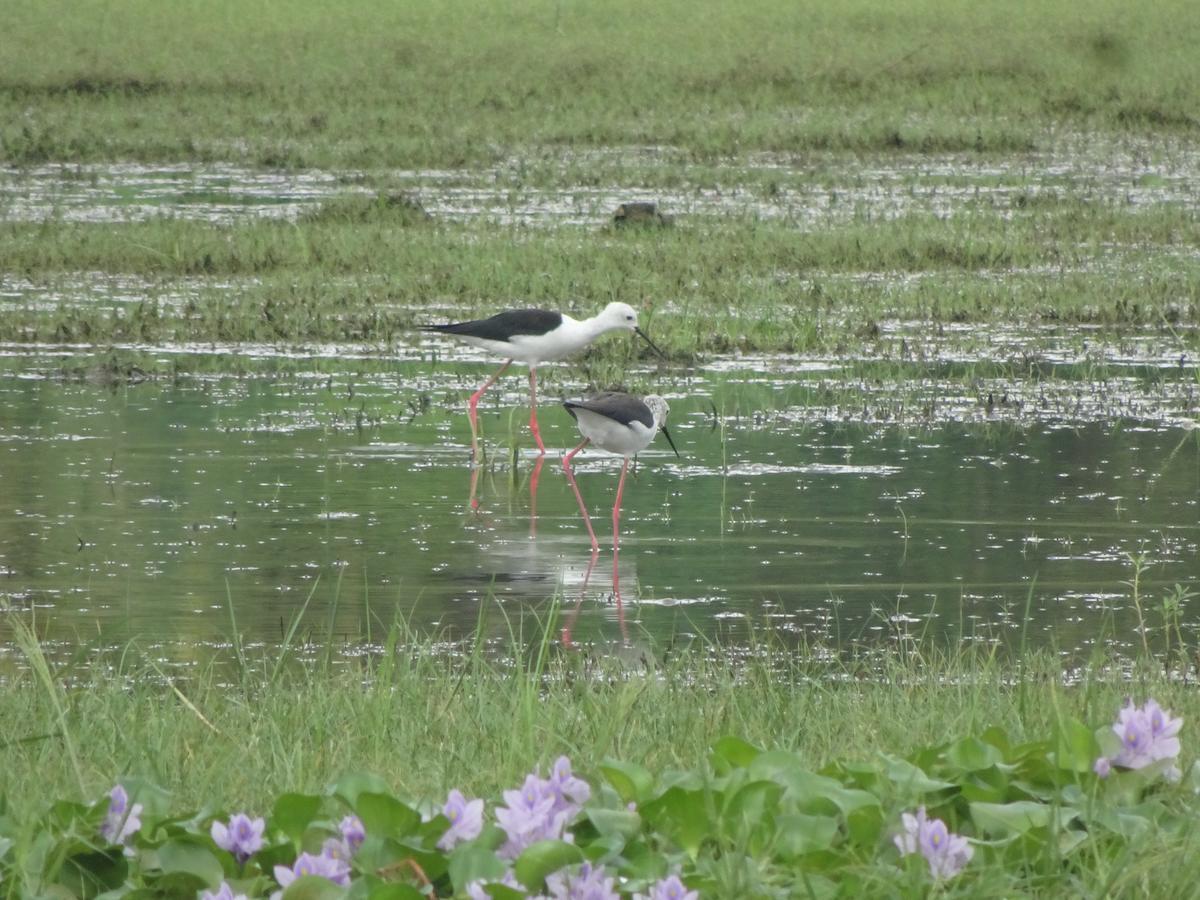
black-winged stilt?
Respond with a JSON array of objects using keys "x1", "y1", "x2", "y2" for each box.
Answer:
[
  {"x1": 561, "y1": 392, "x2": 679, "y2": 599},
  {"x1": 423, "y1": 303, "x2": 664, "y2": 458}
]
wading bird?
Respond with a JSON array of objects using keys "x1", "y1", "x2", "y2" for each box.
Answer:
[
  {"x1": 423, "y1": 303, "x2": 665, "y2": 459},
  {"x1": 561, "y1": 392, "x2": 679, "y2": 599}
]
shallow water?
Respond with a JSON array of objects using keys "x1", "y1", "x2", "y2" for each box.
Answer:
[
  {"x1": 3, "y1": 135, "x2": 1199, "y2": 227},
  {"x1": 1, "y1": 349, "x2": 1196, "y2": 663}
]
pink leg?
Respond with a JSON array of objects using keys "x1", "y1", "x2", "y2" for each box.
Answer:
[
  {"x1": 528, "y1": 368, "x2": 546, "y2": 456},
  {"x1": 611, "y1": 457, "x2": 631, "y2": 611},
  {"x1": 468, "y1": 359, "x2": 513, "y2": 459},
  {"x1": 562, "y1": 438, "x2": 599, "y2": 552}
]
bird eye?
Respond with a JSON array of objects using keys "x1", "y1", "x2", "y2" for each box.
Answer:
[{"x1": 626, "y1": 315, "x2": 634, "y2": 321}]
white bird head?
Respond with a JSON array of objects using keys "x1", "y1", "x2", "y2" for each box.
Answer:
[
  {"x1": 642, "y1": 395, "x2": 679, "y2": 456},
  {"x1": 595, "y1": 303, "x2": 667, "y2": 358}
]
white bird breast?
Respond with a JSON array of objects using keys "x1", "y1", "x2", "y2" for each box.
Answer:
[{"x1": 573, "y1": 408, "x2": 656, "y2": 456}]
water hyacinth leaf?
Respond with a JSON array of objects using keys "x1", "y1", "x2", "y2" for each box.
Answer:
[
  {"x1": 388, "y1": 843, "x2": 447, "y2": 885},
  {"x1": 354, "y1": 793, "x2": 420, "y2": 840},
  {"x1": 724, "y1": 781, "x2": 782, "y2": 830},
  {"x1": 599, "y1": 760, "x2": 655, "y2": 805},
  {"x1": 270, "y1": 794, "x2": 322, "y2": 844},
  {"x1": 1054, "y1": 718, "x2": 1099, "y2": 772},
  {"x1": 475, "y1": 888, "x2": 524, "y2": 900},
  {"x1": 878, "y1": 755, "x2": 957, "y2": 795},
  {"x1": 969, "y1": 801, "x2": 1077, "y2": 836},
  {"x1": 362, "y1": 884, "x2": 425, "y2": 900},
  {"x1": 512, "y1": 839, "x2": 584, "y2": 891},
  {"x1": 764, "y1": 767, "x2": 879, "y2": 818},
  {"x1": 334, "y1": 773, "x2": 391, "y2": 809},
  {"x1": 710, "y1": 735, "x2": 761, "y2": 774},
  {"x1": 281, "y1": 874, "x2": 350, "y2": 900},
  {"x1": 58, "y1": 849, "x2": 129, "y2": 899},
  {"x1": 846, "y1": 805, "x2": 885, "y2": 845},
  {"x1": 156, "y1": 838, "x2": 224, "y2": 888},
  {"x1": 583, "y1": 807, "x2": 641, "y2": 840},
  {"x1": 947, "y1": 737, "x2": 1005, "y2": 772},
  {"x1": 640, "y1": 787, "x2": 711, "y2": 857},
  {"x1": 138, "y1": 871, "x2": 210, "y2": 900},
  {"x1": 1093, "y1": 807, "x2": 1154, "y2": 838},
  {"x1": 981, "y1": 727, "x2": 1013, "y2": 757},
  {"x1": 772, "y1": 813, "x2": 839, "y2": 858},
  {"x1": 447, "y1": 843, "x2": 509, "y2": 893}
]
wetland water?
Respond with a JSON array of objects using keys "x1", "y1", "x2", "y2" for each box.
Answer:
[{"x1": 0, "y1": 347, "x2": 1196, "y2": 662}]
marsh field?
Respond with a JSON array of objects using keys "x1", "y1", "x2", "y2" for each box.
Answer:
[{"x1": 2, "y1": 1, "x2": 1200, "y2": 895}]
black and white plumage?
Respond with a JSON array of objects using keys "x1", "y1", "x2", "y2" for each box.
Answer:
[
  {"x1": 562, "y1": 392, "x2": 678, "y2": 458},
  {"x1": 561, "y1": 391, "x2": 678, "y2": 557},
  {"x1": 422, "y1": 302, "x2": 665, "y2": 460}
]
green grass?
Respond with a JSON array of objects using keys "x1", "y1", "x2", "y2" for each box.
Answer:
[
  {"x1": 0, "y1": 620, "x2": 1189, "y2": 824},
  {"x1": 5, "y1": 623, "x2": 1200, "y2": 896},
  {"x1": 0, "y1": 201, "x2": 1196, "y2": 353},
  {"x1": 2, "y1": 0, "x2": 1198, "y2": 167}
]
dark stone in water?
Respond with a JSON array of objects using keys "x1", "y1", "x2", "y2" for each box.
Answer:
[{"x1": 612, "y1": 202, "x2": 672, "y2": 227}]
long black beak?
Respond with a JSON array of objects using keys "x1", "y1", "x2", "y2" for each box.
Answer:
[
  {"x1": 634, "y1": 326, "x2": 668, "y2": 360},
  {"x1": 660, "y1": 424, "x2": 680, "y2": 457}
]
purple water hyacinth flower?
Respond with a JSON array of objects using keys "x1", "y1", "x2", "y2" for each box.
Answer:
[
  {"x1": 545, "y1": 862, "x2": 620, "y2": 900},
  {"x1": 339, "y1": 814, "x2": 366, "y2": 853},
  {"x1": 634, "y1": 875, "x2": 699, "y2": 900},
  {"x1": 495, "y1": 774, "x2": 568, "y2": 859},
  {"x1": 274, "y1": 851, "x2": 352, "y2": 891},
  {"x1": 211, "y1": 813, "x2": 265, "y2": 864},
  {"x1": 548, "y1": 757, "x2": 591, "y2": 811},
  {"x1": 200, "y1": 884, "x2": 250, "y2": 900},
  {"x1": 495, "y1": 759, "x2": 592, "y2": 859},
  {"x1": 436, "y1": 789, "x2": 484, "y2": 851},
  {"x1": 894, "y1": 806, "x2": 973, "y2": 879},
  {"x1": 1095, "y1": 698, "x2": 1184, "y2": 776},
  {"x1": 99, "y1": 785, "x2": 143, "y2": 846}
]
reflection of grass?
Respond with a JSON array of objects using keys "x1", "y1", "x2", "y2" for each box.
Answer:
[{"x1": 2, "y1": 0, "x2": 1198, "y2": 166}]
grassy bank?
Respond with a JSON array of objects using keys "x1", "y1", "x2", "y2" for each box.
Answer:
[
  {"x1": 2, "y1": 0, "x2": 1199, "y2": 167},
  {"x1": 4, "y1": 627, "x2": 1200, "y2": 896},
  {"x1": 0, "y1": 625, "x2": 1191, "y2": 824}
]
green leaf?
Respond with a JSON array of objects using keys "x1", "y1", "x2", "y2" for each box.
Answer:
[
  {"x1": 640, "y1": 787, "x2": 711, "y2": 857},
  {"x1": 583, "y1": 808, "x2": 641, "y2": 840},
  {"x1": 599, "y1": 760, "x2": 655, "y2": 805},
  {"x1": 333, "y1": 773, "x2": 392, "y2": 809},
  {"x1": 355, "y1": 793, "x2": 420, "y2": 841},
  {"x1": 157, "y1": 838, "x2": 224, "y2": 888},
  {"x1": 364, "y1": 884, "x2": 425, "y2": 900},
  {"x1": 281, "y1": 874, "x2": 349, "y2": 900},
  {"x1": 512, "y1": 839, "x2": 584, "y2": 890},
  {"x1": 878, "y1": 755, "x2": 956, "y2": 795},
  {"x1": 773, "y1": 813, "x2": 839, "y2": 858},
  {"x1": 1054, "y1": 718, "x2": 1099, "y2": 773},
  {"x1": 969, "y1": 800, "x2": 1077, "y2": 836},
  {"x1": 710, "y1": 736, "x2": 761, "y2": 773},
  {"x1": 448, "y1": 843, "x2": 509, "y2": 893},
  {"x1": 947, "y1": 737, "x2": 1004, "y2": 772},
  {"x1": 142, "y1": 871, "x2": 210, "y2": 900},
  {"x1": 58, "y1": 849, "x2": 129, "y2": 899},
  {"x1": 271, "y1": 794, "x2": 323, "y2": 844},
  {"x1": 724, "y1": 781, "x2": 782, "y2": 830}
]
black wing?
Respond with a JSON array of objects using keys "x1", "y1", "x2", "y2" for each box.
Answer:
[
  {"x1": 422, "y1": 309, "x2": 563, "y2": 342},
  {"x1": 562, "y1": 391, "x2": 653, "y2": 429}
]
